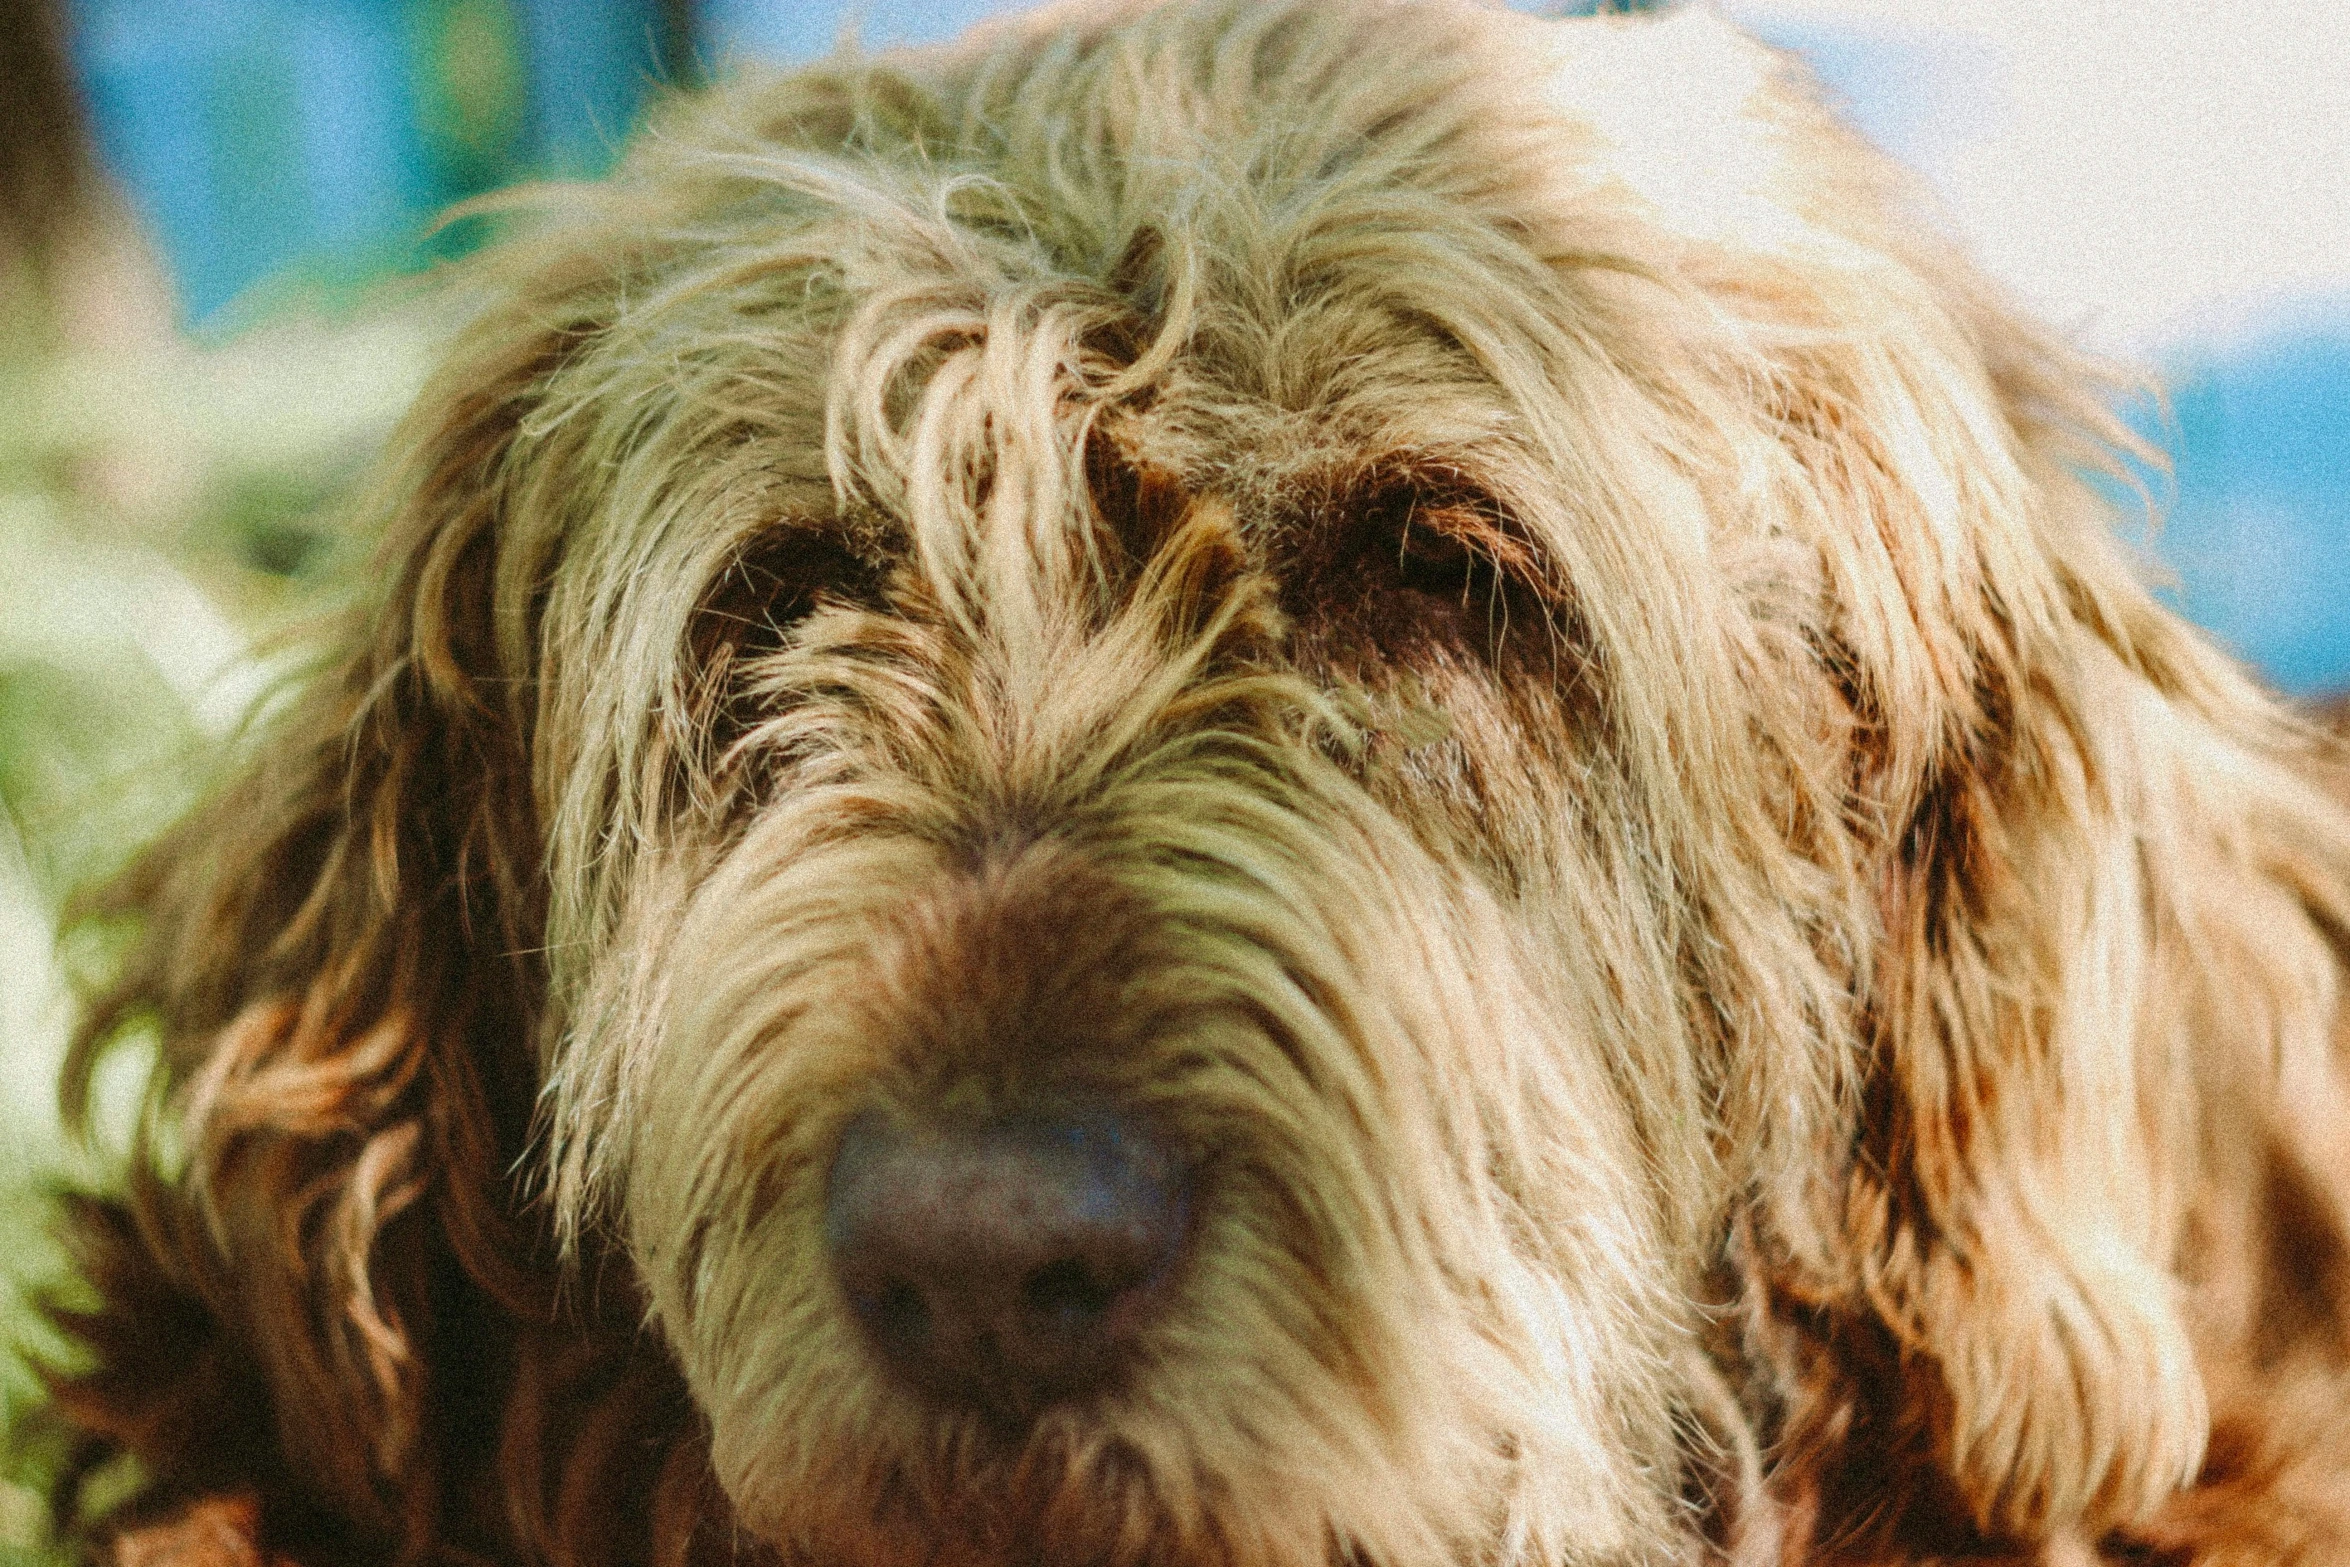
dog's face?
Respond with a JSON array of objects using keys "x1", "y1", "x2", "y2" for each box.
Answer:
[
  {"x1": 496, "y1": 4, "x2": 2189, "y2": 1560},
  {"x1": 512, "y1": 8, "x2": 1886, "y2": 1559},
  {"x1": 95, "y1": 2, "x2": 2294, "y2": 1563}
]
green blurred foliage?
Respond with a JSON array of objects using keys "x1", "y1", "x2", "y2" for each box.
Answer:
[{"x1": 0, "y1": 233, "x2": 438, "y2": 1548}]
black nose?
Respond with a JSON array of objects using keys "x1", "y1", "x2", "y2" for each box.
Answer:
[{"x1": 823, "y1": 1108, "x2": 1190, "y2": 1419}]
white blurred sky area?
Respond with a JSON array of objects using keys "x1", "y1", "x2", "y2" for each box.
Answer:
[
  {"x1": 1726, "y1": 0, "x2": 2350, "y2": 357},
  {"x1": 704, "y1": 0, "x2": 2350, "y2": 692}
]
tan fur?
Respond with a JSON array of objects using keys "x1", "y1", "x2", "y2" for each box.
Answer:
[{"x1": 36, "y1": 3, "x2": 2350, "y2": 1564}]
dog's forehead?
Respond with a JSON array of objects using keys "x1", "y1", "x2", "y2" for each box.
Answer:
[
  {"x1": 521, "y1": 0, "x2": 1904, "y2": 701},
  {"x1": 1020, "y1": 6, "x2": 1834, "y2": 460},
  {"x1": 988, "y1": 14, "x2": 1806, "y2": 490}
]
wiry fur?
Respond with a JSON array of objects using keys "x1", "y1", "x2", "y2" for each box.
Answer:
[{"x1": 33, "y1": 2, "x2": 2350, "y2": 1563}]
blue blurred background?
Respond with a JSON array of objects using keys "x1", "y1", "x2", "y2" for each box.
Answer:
[{"x1": 67, "y1": 0, "x2": 1020, "y2": 320}]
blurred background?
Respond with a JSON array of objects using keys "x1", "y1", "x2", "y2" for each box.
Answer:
[{"x1": 0, "y1": 0, "x2": 2344, "y2": 1535}]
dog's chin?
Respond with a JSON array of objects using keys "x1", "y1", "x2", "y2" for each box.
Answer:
[{"x1": 753, "y1": 1405, "x2": 1306, "y2": 1567}]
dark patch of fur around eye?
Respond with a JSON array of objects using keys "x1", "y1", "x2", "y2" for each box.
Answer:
[
  {"x1": 1281, "y1": 468, "x2": 1558, "y2": 669},
  {"x1": 1275, "y1": 469, "x2": 1603, "y2": 867}
]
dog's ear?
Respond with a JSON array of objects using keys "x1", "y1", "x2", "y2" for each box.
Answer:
[
  {"x1": 1763, "y1": 311, "x2": 2220, "y2": 1544},
  {"x1": 1688, "y1": 60, "x2": 2350, "y2": 1549},
  {"x1": 44, "y1": 247, "x2": 636, "y2": 1548}
]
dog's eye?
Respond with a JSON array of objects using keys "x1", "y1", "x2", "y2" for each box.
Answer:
[
  {"x1": 1285, "y1": 474, "x2": 1545, "y2": 661},
  {"x1": 1388, "y1": 503, "x2": 1496, "y2": 603},
  {"x1": 1363, "y1": 478, "x2": 1539, "y2": 607},
  {"x1": 694, "y1": 528, "x2": 884, "y2": 673}
]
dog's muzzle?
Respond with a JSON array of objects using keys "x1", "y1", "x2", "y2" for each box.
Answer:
[{"x1": 824, "y1": 1107, "x2": 1193, "y2": 1422}]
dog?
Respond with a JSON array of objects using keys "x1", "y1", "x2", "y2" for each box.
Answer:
[{"x1": 36, "y1": 1, "x2": 2350, "y2": 1563}]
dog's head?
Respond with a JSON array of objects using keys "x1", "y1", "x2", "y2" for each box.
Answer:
[{"x1": 63, "y1": 3, "x2": 2350, "y2": 1564}]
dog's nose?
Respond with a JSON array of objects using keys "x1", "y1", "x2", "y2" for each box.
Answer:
[{"x1": 824, "y1": 1108, "x2": 1190, "y2": 1418}]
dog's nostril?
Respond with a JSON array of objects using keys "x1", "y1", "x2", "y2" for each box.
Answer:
[
  {"x1": 1021, "y1": 1256, "x2": 1116, "y2": 1334},
  {"x1": 860, "y1": 1276, "x2": 933, "y2": 1353},
  {"x1": 824, "y1": 1107, "x2": 1189, "y2": 1419}
]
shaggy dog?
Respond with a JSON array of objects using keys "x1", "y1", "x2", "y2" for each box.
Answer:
[{"x1": 37, "y1": 1, "x2": 2350, "y2": 1563}]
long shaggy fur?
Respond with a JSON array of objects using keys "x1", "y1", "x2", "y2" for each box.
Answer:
[{"x1": 33, "y1": 2, "x2": 2350, "y2": 1563}]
